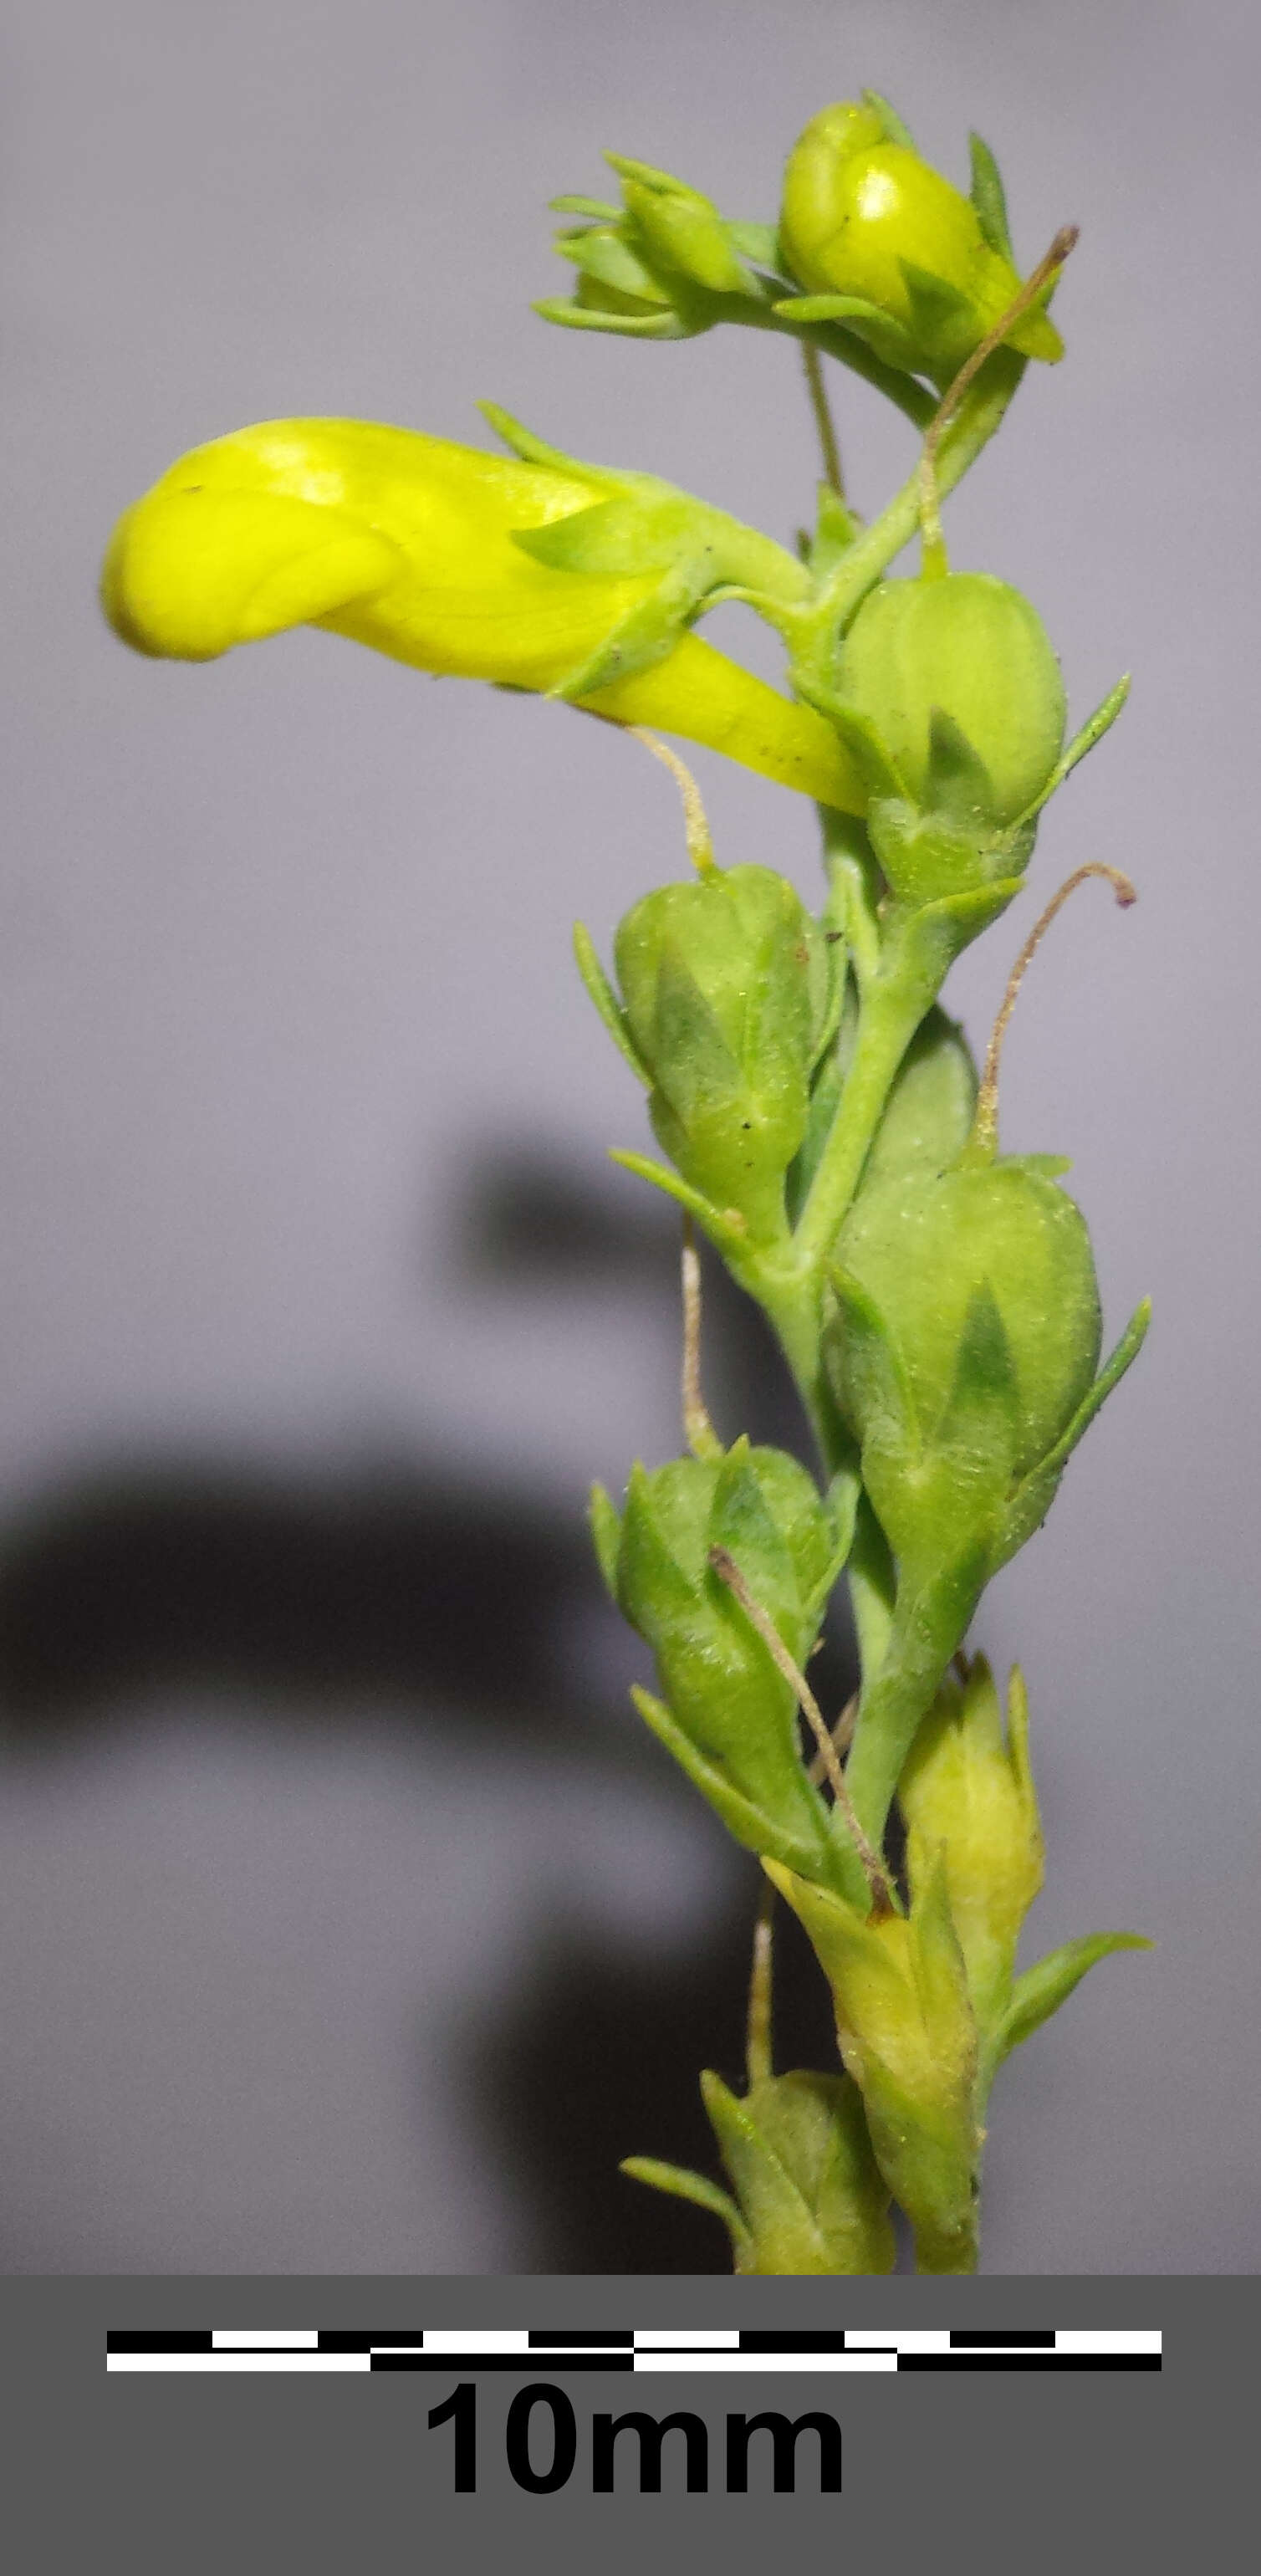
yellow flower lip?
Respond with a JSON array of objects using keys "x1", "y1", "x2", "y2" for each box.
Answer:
[{"x1": 100, "y1": 483, "x2": 405, "y2": 662}]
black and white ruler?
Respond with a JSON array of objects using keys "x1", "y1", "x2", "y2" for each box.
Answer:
[{"x1": 107, "y1": 2325, "x2": 1161, "y2": 2374}]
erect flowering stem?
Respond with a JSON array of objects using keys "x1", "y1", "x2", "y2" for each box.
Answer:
[{"x1": 100, "y1": 84, "x2": 1152, "y2": 2280}]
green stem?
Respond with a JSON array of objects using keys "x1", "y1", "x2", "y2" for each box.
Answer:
[
  {"x1": 843, "y1": 1552, "x2": 988, "y2": 1850},
  {"x1": 785, "y1": 346, "x2": 1025, "y2": 690}
]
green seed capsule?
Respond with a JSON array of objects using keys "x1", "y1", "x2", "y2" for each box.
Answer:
[
  {"x1": 592, "y1": 1439, "x2": 852, "y2": 1877},
  {"x1": 613, "y1": 863, "x2": 835, "y2": 1239},
  {"x1": 836, "y1": 573, "x2": 1067, "y2": 833},
  {"x1": 835, "y1": 1156, "x2": 1100, "y2": 1483}
]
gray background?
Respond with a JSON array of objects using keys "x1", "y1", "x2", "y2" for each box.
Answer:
[{"x1": 0, "y1": 0, "x2": 1256, "y2": 2272}]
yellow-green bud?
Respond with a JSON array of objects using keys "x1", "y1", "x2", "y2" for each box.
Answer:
[
  {"x1": 899, "y1": 1657, "x2": 1043, "y2": 2042},
  {"x1": 765, "y1": 1852, "x2": 981, "y2": 2272},
  {"x1": 779, "y1": 102, "x2": 1063, "y2": 386}
]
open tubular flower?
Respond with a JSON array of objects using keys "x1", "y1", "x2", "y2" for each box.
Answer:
[{"x1": 101, "y1": 415, "x2": 864, "y2": 814}]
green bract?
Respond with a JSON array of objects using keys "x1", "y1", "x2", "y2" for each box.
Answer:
[
  {"x1": 778, "y1": 97, "x2": 1064, "y2": 388},
  {"x1": 541, "y1": 153, "x2": 763, "y2": 342},
  {"x1": 897, "y1": 1659, "x2": 1151, "y2": 2098},
  {"x1": 899, "y1": 1657, "x2": 1043, "y2": 2054},
  {"x1": 601, "y1": 862, "x2": 837, "y2": 1241},
  {"x1": 623, "y1": 2067, "x2": 895, "y2": 2274},
  {"x1": 765, "y1": 1849, "x2": 983, "y2": 2274},
  {"x1": 590, "y1": 1438, "x2": 857, "y2": 1890}
]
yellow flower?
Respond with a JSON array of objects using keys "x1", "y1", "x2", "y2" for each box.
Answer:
[{"x1": 101, "y1": 417, "x2": 863, "y2": 813}]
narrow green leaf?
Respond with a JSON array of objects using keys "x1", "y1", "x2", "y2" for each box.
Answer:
[
  {"x1": 998, "y1": 1931, "x2": 1152, "y2": 2063},
  {"x1": 998, "y1": 1297, "x2": 1151, "y2": 1563}
]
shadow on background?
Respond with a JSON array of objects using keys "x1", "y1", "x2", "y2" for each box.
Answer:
[{"x1": 0, "y1": 1149, "x2": 857, "y2": 2272}]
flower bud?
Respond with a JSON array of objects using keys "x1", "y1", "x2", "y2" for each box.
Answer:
[
  {"x1": 835, "y1": 572, "x2": 1066, "y2": 842},
  {"x1": 621, "y1": 2067, "x2": 895, "y2": 2275},
  {"x1": 541, "y1": 154, "x2": 761, "y2": 343},
  {"x1": 899, "y1": 1657, "x2": 1043, "y2": 2042},
  {"x1": 700, "y1": 2068, "x2": 895, "y2": 2274},
  {"x1": 591, "y1": 1438, "x2": 852, "y2": 1883},
  {"x1": 101, "y1": 417, "x2": 861, "y2": 813},
  {"x1": 765, "y1": 1850, "x2": 981, "y2": 2272},
  {"x1": 610, "y1": 863, "x2": 835, "y2": 1239},
  {"x1": 779, "y1": 101, "x2": 1064, "y2": 386}
]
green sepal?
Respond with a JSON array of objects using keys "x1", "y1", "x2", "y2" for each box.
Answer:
[
  {"x1": 851, "y1": 1004, "x2": 978, "y2": 1206},
  {"x1": 552, "y1": 225, "x2": 672, "y2": 304},
  {"x1": 996, "y1": 1931, "x2": 1152, "y2": 2066},
  {"x1": 899, "y1": 259, "x2": 978, "y2": 355},
  {"x1": 549, "y1": 192, "x2": 622, "y2": 220},
  {"x1": 1008, "y1": 673, "x2": 1131, "y2": 836},
  {"x1": 588, "y1": 1483, "x2": 623, "y2": 1602},
  {"x1": 997, "y1": 1296, "x2": 1151, "y2": 1567},
  {"x1": 550, "y1": 574, "x2": 701, "y2": 700},
  {"x1": 807, "y1": 483, "x2": 865, "y2": 577},
  {"x1": 534, "y1": 298, "x2": 692, "y2": 340},
  {"x1": 922, "y1": 709, "x2": 998, "y2": 829},
  {"x1": 700, "y1": 2069, "x2": 896, "y2": 2275},
  {"x1": 861, "y1": 87, "x2": 916, "y2": 149},
  {"x1": 931, "y1": 1280, "x2": 1021, "y2": 1495},
  {"x1": 620, "y1": 2154, "x2": 751, "y2": 2267},
  {"x1": 764, "y1": 1852, "x2": 981, "y2": 2268},
  {"x1": 650, "y1": 942, "x2": 746, "y2": 1128},
  {"x1": 607, "y1": 1146, "x2": 747, "y2": 1258},
  {"x1": 512, "y1": 493, "x2": 697, "y2": 577},
  {"x1": 479, "y1": 401, "x2": 597, "y2": 473},
  {"x1": 814, "y1": 697, "x2": 907, "y2": 800},
  {"x1": 629, "y1": 1687, "x2": 843, "y2": 1886},
  {"x1": 829, "y1": 1265, "x2": 921, "y2": 1464},
  {"x1": 967, "y1": 133, "x2": 1014, "y2": 263},
  {"x1": 573, "y1": 921, "x2": 650, "y2": 1084},
  {"x1": 724, "y1": 220, "x2": 782, "y2": 268},
  {"x1": 603, "y1": 154, "x2": 750, "y2": 299}
]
